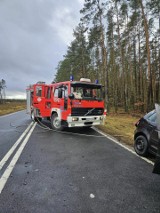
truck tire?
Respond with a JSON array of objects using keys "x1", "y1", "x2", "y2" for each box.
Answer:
[
  {"x1": 31, "y1": 110, "x2": 36, "y2": 121},
  {"x1": 51, "y1": 113, "x2": 64, "y2": 131},
  {"x1": 31, "y1": 110, "x2": 42, "y2": 122}
]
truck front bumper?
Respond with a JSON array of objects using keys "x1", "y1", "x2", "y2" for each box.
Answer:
[{"x1": 67, "y1": 115, "x2": 105, "y2": 127}]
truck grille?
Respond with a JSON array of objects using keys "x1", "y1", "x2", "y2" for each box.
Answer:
[{"x1": 71, "y1": 108, "x2": 104, "y2": 116}]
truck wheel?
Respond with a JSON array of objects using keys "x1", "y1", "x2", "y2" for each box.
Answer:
[
  {"x1": 134, "y1": 135, "x2": 149, "y2": 157},
  {"x1": 51, "y1": 114, "x2": 64, "y2": 131},
  {"x1": 31, "y1": 110, "x2": 42, "y2": 122},
  {"x1": 31, "y1": 110, "x2": 36, "y2": 121}
]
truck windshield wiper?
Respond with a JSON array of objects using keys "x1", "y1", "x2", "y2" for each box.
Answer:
[{"x1": 84, "y1": 108, "x2": 95, "y2": 116}]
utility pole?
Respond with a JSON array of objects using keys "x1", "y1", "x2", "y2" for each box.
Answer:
[{"x1": 0, "y1": 79, "x2": 6, "y2": 104}]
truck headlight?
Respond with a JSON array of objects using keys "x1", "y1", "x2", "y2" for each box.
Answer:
[{"x1": 72, "y1": 117, "x2": 79, "y2": 121}]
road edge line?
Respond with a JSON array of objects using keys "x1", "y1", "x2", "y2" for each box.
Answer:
[{"x1": 93, "y1": 127, "x2": 154, "y2": 166}]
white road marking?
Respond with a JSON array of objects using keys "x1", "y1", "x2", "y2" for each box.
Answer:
[
  {"x1": 0, "y1": 122, "x2": 37, "y2": 194},
  {"x1": 93, "y1": 127, "x2": 154, "y2": 166},
  {"x1": 0, "y1": 122, "x2": 34, "y2": 170}
]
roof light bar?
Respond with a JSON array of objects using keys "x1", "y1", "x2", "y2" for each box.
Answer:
[{"x1": 80, "y1": 78, "x2": 91, "y2": 83}]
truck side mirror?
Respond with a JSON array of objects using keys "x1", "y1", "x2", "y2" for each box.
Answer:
[
  {"x1": 63, "y1": 85, "x2": 67, "y2": 90},
  {"x1": 68, "y1": 93, "x2": 74, "y2": 99}
]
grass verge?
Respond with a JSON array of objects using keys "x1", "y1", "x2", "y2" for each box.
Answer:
[
  {"x1": 98, "y1": 112, "x2": 142, "y2": 147},
  {"x1": 0, "y1": 100, "x2": 26, "y2": 116}
]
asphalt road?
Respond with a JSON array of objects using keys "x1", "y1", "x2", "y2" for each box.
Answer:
[{"x1": 0, "y1": 110, "x2": 160, "y2": 213}]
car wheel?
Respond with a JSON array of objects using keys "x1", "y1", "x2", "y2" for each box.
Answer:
[
  {"x1": 134, "y1": 135, "x2": 149, "y2": 157},
  {"x1": 51, "y1": 113, "x2": 64, "y2": 131}
]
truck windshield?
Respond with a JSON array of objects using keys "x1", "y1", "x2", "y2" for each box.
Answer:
[{"x1": 71, "y1": 83, "x2": 103, "y2": 100}]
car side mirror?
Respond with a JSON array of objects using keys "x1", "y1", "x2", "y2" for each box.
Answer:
[{"x1": 68, "y1": 93, "x2": 74, "y2": 99}]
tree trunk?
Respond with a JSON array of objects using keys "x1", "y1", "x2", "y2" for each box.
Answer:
[{"x1": 139, "y1": 0, "x2": 153, "y2": 111}]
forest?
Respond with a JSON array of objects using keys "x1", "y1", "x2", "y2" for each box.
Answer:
[{"x1": 54, "y1": 0, "x2": 160, "y2": 113}]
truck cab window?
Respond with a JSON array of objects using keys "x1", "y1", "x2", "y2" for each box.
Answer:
[
  {"x1": 63, "y1": 85, "x2": 68, "y2": 98},
  {"x1": 36, "y1": 86, "x2": 42, "y2": 97},
  {"x1": 54, "y1": 88, "x2": 58, "y2": 98}
]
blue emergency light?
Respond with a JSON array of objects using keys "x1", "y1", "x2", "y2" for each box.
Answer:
[
  {"x1": 70, "y1": 75, "x2": 74, "y2": 81},
  {"x1": 95, "y1": 79, "x2": 99, "y2": 84}
]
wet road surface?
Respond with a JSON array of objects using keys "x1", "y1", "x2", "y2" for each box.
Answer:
[{"x1": 0, "y1": 111, "x2": 160, "y2": 213}]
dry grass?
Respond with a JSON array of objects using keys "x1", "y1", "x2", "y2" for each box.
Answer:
[
  {"x1": 0, "y1": 100, "x2": 26, "y2": 116},
  {"x1": 98, "y1": 112, "x2": 143, "y2": 146}
]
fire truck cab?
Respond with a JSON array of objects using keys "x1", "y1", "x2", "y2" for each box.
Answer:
[{"x1": 26, "y1": 78, "x2": 106, "y2": 130}]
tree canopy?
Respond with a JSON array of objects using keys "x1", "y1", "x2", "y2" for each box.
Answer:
[{"x1": 55, "y1": 0, "x2": 160, "y2": 112}]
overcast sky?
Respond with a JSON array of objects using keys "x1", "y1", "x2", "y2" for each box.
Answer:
[{"x1": 0, "y1": 0, "x2": 84, "y2": 99}]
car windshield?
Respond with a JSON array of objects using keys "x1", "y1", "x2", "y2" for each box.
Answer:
[
  {"x1": 146, "y1": 111, "x2": 157, "y2": 123},
  {"x1": 143, "y1": 110, "x2": 158, "y2": 124},
  {"x1": 71, "y1": 83, "x2": 103, "y2": 100}
]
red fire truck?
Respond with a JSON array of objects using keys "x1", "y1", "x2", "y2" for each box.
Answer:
[{"x1": 26, "y1": 78, "x2": 106, "y2": 130}]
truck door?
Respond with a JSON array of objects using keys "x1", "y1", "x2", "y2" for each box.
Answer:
[
  {"x1": 33, "y1": 85, "x2": 43, "y2": 107},
  {"x1": 44, "y1": 86, "x2": 52, "y2": 116},
  {"x1": 32, "y1": 85, "x2": 45, "y2": 118},
  {"x1": 53, "y1": 85, "x2": 68, "y2": 119},
  {"x1": 61, "y1": 84, "x2": 68, "y2": 120},
  {"x1": 63, "y1": 84, "x2": 68, "y2": 110}
]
